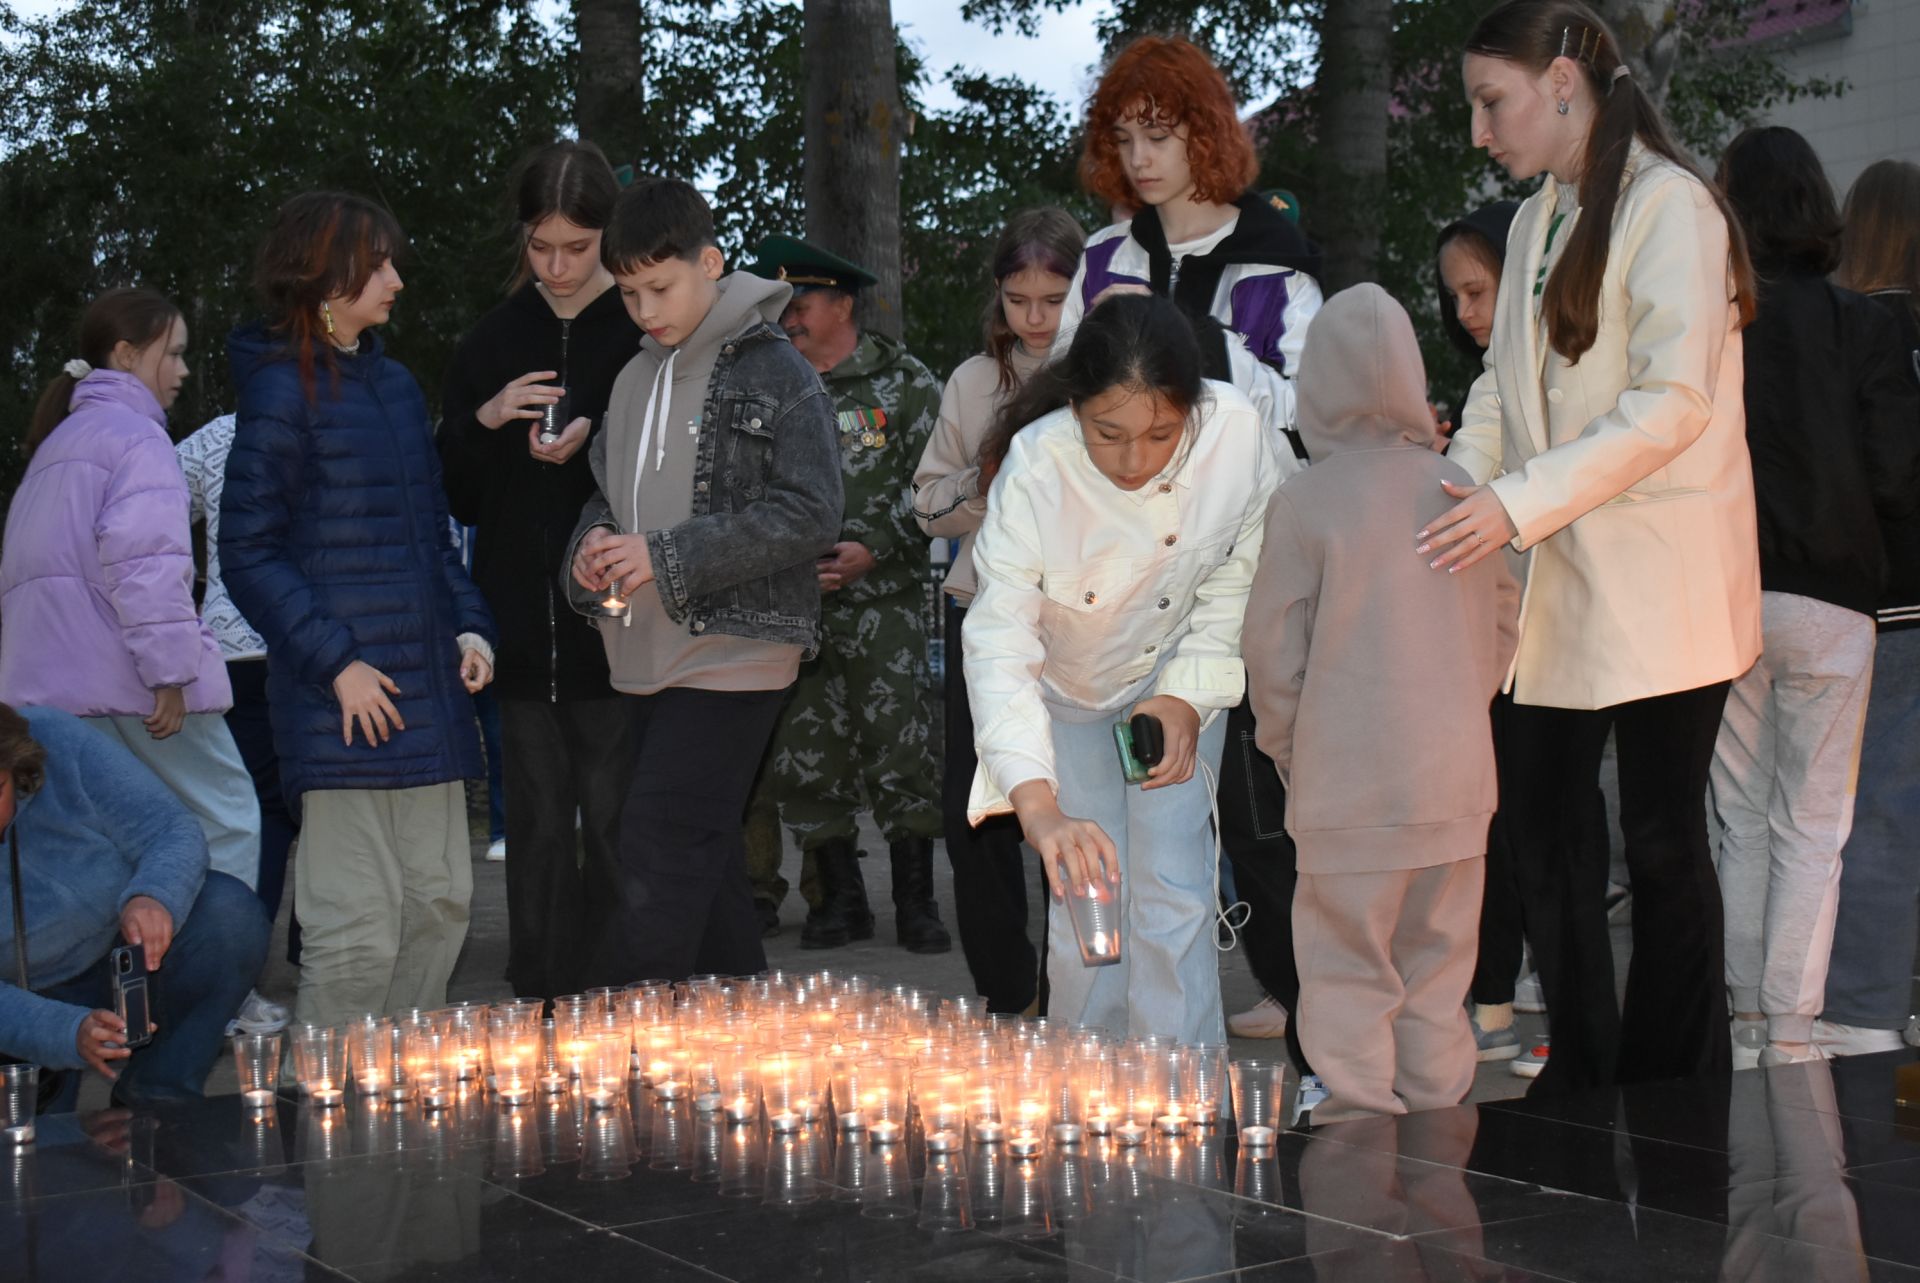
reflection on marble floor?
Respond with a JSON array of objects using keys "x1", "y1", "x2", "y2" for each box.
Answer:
[{"x1": 11, "y1": 1050, "x2": 1920, "y2": 1281}]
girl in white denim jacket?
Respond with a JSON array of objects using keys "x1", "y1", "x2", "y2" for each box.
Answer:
[{"x1": 964, "y1": 295, "x2": 1281, "y2": 1043}]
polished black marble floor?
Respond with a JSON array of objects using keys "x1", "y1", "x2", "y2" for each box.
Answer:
[{"x1": 10, "y1": 1049, "x2": 1920, "y2": 1281}]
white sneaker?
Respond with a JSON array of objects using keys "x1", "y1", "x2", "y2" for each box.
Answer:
[
  {"x1": 486, "y1": 837, "x2": 507, "y2": 862},
  {"x1": 1292, "y1": 1073, "x2": 1328, "y2": 1126},
  {"x1": 1513, "y1": 973, "x2": 1545, "y2": 1014},
  {"x1": 1228, "y1": 997, "x2": 1289, "y2": 1039},
  {"x1": 227, "y1": 989, "x2": 290, "y2": 1036},
  {"x1": 1731, "y1": 1018, "x2": 1767, "y2": 1071},
  {"x1": 1812, "y1": 1019, "x2": 1905, "y2": 1058}
]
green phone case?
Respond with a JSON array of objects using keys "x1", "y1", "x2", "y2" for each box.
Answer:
[{"x1": 1113, "y1": 720, "x2": 1151, "y2": 784}]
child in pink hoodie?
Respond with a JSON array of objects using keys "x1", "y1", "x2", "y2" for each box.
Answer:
[{"x1": 1244, "y1": 284, "x2": 1518, "y2": 1123}]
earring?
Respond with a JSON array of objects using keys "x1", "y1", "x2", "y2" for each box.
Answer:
[
  {"x1": 320, "y1": 300, "x2": 336, "y2": 336},
  {"x1": 1557, "y1": 98, "x2": 1570, "y2": 116}
]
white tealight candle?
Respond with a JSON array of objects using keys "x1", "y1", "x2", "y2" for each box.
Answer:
[
  {"x1": 1155, "y1": 1113, "x2": 1189, "y2": 1136},
  {"x1": 1051, "y1": 1121, "x2": 1084, "y2": 1145},
  {"x1": 838, "y1": 1109, "x2": 866, "y2": 1132},
  {"x1": 1008, "y1": 1134, "x2": 1041, "y2": 1157},
  {"x1": 1115, "y1": 1122, "x2": 1148, "y2": 1147},
  {"x1": 694, "y1": 1091, "x2": 722, "y2": 1113},
  {"x1": 769, "y1": 1110, "x2": 802, "y2": 1133},
  {"x1": 925, "y1": 1129, "x2": 960, "y2": 1153},
  {"x1": 972, "y1": 1119, "x2": 1005, "y2": 1144},
  {"x1": 309, "y1": 1085, "x2": 343, "y2": 1108},
  {"x1": 869, "y1": 1119, "x2": 903, "y2": 1145},
  {"x1": 1239, "y1": 1124, "x2": 1276, "y2": 1148},
  {"x1": 724, "y1": 1096, "x2": 756, "y2": 1125},
  {"x1": 242, "y1": 1088, "x2": 275, "y2": 1110}
]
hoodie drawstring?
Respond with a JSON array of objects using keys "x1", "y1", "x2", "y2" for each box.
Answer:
[{"x1": 620, "y1": 349, "x2": 678, "y2": 628}]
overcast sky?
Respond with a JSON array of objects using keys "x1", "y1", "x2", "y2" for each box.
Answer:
[
  {"x1": 6, "y1": 0, "x2": 1112, "y2": 116},
  {"x1": 896, "y1": 0, "x2": 1109, "y2": 115}
]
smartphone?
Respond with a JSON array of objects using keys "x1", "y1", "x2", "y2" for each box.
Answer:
[
  {"x1": 1112, "y1": 713, "x2": 1165, "y2": 785},
  {"x1": 110, "y1": 945, "x2": 154, "y2": 1050}
]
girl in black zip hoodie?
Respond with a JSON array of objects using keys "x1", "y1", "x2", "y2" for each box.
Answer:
[{"x1": 438, "y1": 141, "x2": 642, "y2": 1001}]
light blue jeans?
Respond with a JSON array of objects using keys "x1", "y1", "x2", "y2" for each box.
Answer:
[
  {"x1": 1043, "y1": 709, "x2": 1229, "y2": 1045},
  {"x1": 1823, "y1": 627, "x2": 1920, "y2": 1029},
  {"x1": 84, "y1": 711, "x2": 263, "y2": 890}
]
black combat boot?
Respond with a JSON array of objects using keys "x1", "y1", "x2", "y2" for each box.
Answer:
[
  {"x1": 889, "y1": 837, "x2": 951, "y2": 954},
  {"x1": 800, "y1": 838, "x2": 871, "y2": 950}
]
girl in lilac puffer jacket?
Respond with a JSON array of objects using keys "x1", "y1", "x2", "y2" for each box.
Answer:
[{"x1": 0, "y1": 288, "x2": 263, "y2": 893}]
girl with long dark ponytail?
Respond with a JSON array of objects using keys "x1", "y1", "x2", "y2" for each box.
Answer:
[
  {"x1": 964, "y1": 292, "x2": 1281, "y2": 1044},
  {"x1": 1425, "y1": 0, "x2": 1762, "y2": 1096}
]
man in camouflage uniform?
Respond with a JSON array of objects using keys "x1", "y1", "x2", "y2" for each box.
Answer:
[{"x1": 741, "y1": 235, "x2": 948, "y2": 953}]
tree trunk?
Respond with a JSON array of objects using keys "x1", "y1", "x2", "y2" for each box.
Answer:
[
  {"x1": 803, "y1": 0, "x2": 906, "y2": 339},
  {"x1": 1313, "y1": 0, "x2": 1393, "y2": 292},
  {"x1": 1598, "y1": 0, "x2": 1679, "y2": 112},
  {"x1": 576, "y1": 0, "x2": 646, "y2": 172}
]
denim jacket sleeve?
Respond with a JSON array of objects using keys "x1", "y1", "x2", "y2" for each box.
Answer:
[{"x1": 647, "y1": 346, "x2": 844, "y2": 620}]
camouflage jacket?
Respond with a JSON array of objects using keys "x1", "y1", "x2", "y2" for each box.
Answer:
[{"x1": 822, "y1": 331, "x2": 941, "y2": 604}]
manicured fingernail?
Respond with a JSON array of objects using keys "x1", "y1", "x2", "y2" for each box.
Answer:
[
  {"x1": 1415, "y1": 543, "x2": 1431, "y2": 554},
  {"x1": 1416, "y1": 529, "x2": 1430, "y2": 540},
  {"x1": 1429, "y1": 558, "x2": 1443, "y2": 569}
]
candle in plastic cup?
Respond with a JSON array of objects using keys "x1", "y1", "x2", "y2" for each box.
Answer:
[
  {"x1": 231, "y1": 1032, "x2": 283, "y2": 1110},
  {"x1": 2, "y1": 1065, "x2": 39, "y2": 1145},
  {"x1": 1064, "y1": 879, "x2": 1122, "y2": 966}
]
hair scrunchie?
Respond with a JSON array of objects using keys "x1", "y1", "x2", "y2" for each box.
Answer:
[{"x1": 63, "y1": 358, "x2": 91, "y2": 380}]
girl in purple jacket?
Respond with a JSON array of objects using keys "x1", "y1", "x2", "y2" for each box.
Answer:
[{"x1": 0, "y1": 288, "x2": 263, "y2": 898}]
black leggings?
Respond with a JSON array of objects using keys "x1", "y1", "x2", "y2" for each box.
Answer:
[
  {"x1": 945, "y1": 599, "x2": 1045, "y2": 1014},
  {"x1": 1497, "y1": 681, "x2": 1733, "y2": 1094},
  {"x1": 1217, "y1": 698, "x2": 1313, "y2": 1075}
]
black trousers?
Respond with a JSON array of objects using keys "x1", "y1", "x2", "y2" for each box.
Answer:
[
  {"x1": 945, "y1": 599, "x2": 1044, "y2": 1014},
  {"x1": 1498, "y1": 681, "x2": 1733, "y2": 1095},
  {"x1": 223, "y1": 658, "x2": 302, "y2": 962},
  {"x1": 1216, "y1": 698, "x2": 1312, "y2": 1074},
  {"x1": 590, "y1": 686, "x2": 787, "y2": 985},
  {"x1": 1470, "y1": 693, "x2": 1613, "y2": 1006},
  {"x1": 498, "y1": 695, "x2": 633, "y2": 999}
]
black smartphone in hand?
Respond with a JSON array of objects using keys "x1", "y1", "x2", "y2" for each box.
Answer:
[{"x1": 110, "y1": 946, "x2": 154, "y2": 1049}]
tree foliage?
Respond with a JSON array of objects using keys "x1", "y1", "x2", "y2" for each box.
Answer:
[
  {"x1": 0, "y1": 0, "x2": 568, "y2": 495},
  {"x1": 0, "y1": 0, "x2": 1842, "y2": 507}
]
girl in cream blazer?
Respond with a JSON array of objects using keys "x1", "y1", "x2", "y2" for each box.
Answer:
[{"x1": 1432, "y1": 0, "x2": 1760, "y2": 1097}]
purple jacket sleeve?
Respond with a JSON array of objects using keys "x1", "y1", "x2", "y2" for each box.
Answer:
[{"x1": 94, "y1": 432, "x2": 208, "y2": 691}]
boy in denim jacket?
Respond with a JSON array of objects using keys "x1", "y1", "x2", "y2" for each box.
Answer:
[{"x1": 568, "y1": 178, "x2": 842, "y2": 982}]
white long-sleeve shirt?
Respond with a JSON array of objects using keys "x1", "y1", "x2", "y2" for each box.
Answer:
[{"x1": 964, "y1": 381, "x2": 1280, "y2": 822}]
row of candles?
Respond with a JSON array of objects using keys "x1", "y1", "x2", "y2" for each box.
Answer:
[{"x1": 271, "y1": 973, "x2": 1292, "y2": 1153}]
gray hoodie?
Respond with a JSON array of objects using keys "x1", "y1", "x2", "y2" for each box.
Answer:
[
  {"x1": 600, "y1": 271, "x2": 803, "y2": 694},
  {"x1": 1243, "y1": 284, "x2": 1519, "y2": 873}
]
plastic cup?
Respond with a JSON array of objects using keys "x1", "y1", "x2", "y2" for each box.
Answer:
[
  {"x1": 1229, "y1": 1058, "x2": 1287, "y2": 1139},
  {"x1": 1064, "y1": 879, "x2": 1122, "y2": 966},
  {"x1": 2, "y1": 1065, "x2": 39, "y2": 1145},
  {"x1": 231, "y1": 1032, "x2": 283, "y2": 1110}
]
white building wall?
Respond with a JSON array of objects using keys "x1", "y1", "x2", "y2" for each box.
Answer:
[{"x1": 1760, "y1": 0, "x2": 1920, "y2": 197}]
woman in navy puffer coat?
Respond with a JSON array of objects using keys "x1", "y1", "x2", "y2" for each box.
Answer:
[{"x1": 221, "y1": 192, "x2": 497, "y2": 1028}]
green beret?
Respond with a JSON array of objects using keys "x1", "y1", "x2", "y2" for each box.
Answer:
[{"x1": 746, "y1": 234, "x2": 877, "y2": 293}]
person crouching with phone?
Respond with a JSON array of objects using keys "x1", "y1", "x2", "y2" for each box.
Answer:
[
  {"x1": 0, "y1": 702, "x2": 269, "y2": 1108},
  {"x1": 964, "y1": 294, "x2": 1280, "y2": 1044}
]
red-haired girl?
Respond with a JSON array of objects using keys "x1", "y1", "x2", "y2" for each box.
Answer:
[
  {"x1": 1066, "y1": 34, "x2": 1323, "y2": 446},
  {"x1": 1070, "y1": 33, "x2": 1324, "y2": 1076}
]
